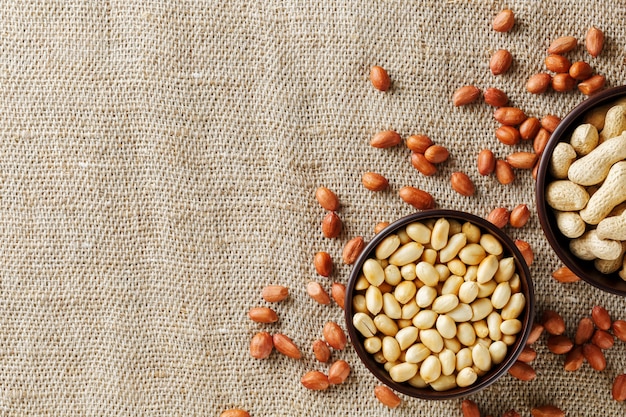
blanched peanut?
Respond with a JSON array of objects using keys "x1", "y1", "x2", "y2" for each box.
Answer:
[
  {"x1": 420, "y1": 355, "x2": 442, "y2": 383},
  {"x1": 487, "y1": 312, "x2": 503, "y2": 341},
  {"x1": 375, "y1": 314, "x2": 399, "y2": 336},
  {"x1": 406, "y1": 343, "x2": 431, "y2": 364},
  {"x1": 416, "y1": 285, "x2": 438, "y2": 308},
  {"x1": 443, "y1": 337, "x2": 461, "y2": 353},
  {"x1": 422, "y1": 249, "x2": 438, "y2": 265},
  {"x1": 353, "y1": 312, "x2": 377, "y2": 337},
  {"x1": 462, "y1": 222, "x2": 482, "y2": 243},
  {"x1": 431, "y1": 218, "x2": 450, "y2": 250},
  {"x1": 501, "y1": 334, "x2": 517, "y2": 346},
  {"x1": 441, "y1": 275, "x2": 464, "y2": 295},
  {"x1": 383, "y1": 361, "x2": 399, "y2": 372},
  {"x1": 501, "y1": 293, "x2": 525, "y2": 320},
  {"x1": 439, "y1": 233, "x2": 467, "y2": 263},
  {"x1": 430, "y1": 375, "x2": 457, "y2": 391},
  {"x1": 394, "y1": 281, "x2": 417, "y2": 304},
  {"x1": 389, "y1": 242, "x2": 424, "y2": 266},
  {"x1": 400, "y1": 263, "x2": 417, "y2": 280},
  {"x1": 420, "y1": 329, "x2": 444, "y2": 353},
  {"x1": 439, "y1": 349, "x2": 456, "y2": 376},
  {"x1": 436, "y1": 314, "x2": 457, "y2": 339},
  {"x1": 555, "y1": 211, "x2": 586, "y2": 238},
  {"x1": 395, "y1": 326, "x2": 419, "y2": 350},
  {"x1": 363, "y1": 259, "x2": 385, "y2": 286},
  {"x1": 375, "y1": 234, "x2": 401, "y2": 260},
  {"x1": 494, "y1": 257, "x2": 516, "y2": 282},
  {"x1": 416, "y1": 261, "x2": 440, "y2": 286},
  {"x1": 405, "y1": 222, "x2": 431, "y2": 244},
  {"x1": 491, "y1": 282, "x2": 512, "y2": 309},
  {"x1": 472, "y1": 320, "x2": 489, "y2": 339},
  {"x1": 477, "y1": 280, "x2": 497, "y2": 298},
  {"x1": 464, "y1": 265, "x2": 478, "y2": 282},
  {"x1": 489, "y1": 340, "x2": 508, "y2": 364},
  {"x1": 431, "y1": 294, "x2": 459, "y2": 314},
  {"x1": 435, "y1": 264, "x2": 451, "y2": 282},
  {"x1": 353, "y1": 294, "x2": 367, "y2": 313},
  {"x1": 501, "y1": 319, "x2": 522, "y2": 335},
  {"x1": 397, "y1": 319, "x2": 413, "y2": 329},
  {"x1": 364, "y1": 336, "x2": 382, "y2": 353},
  {"x1": 413, "y1": 309, "x2": 438, "y2": 329},
  {"x1": 407, "y1": 374, "x2": 428, "y2": 388},
  {"x1": 447, "y1": 303, "x2": 474, "y2": 322},
  {"x1": 366, "y1": 285, "x2": 383, "y2": 315},
  {"x1": 471, "y1": 298, "x2": 494, "y2": 321},
  {"x1": 382, "y1": 293, "x2": 402, "y2": 319},
  {"x1": 355, "y1": 275, "x2": 370, "y2": 290},
  {"x1": 509, "y1": 274, "x2": 521, "y2": 293},
  {"x1": 472, "y1": 343, "x2": 492, "y2": 372},
  {"x1": 448, "y1": 258, "x2": 467, "y2": 276},
  {"x1": 401, "y1": 299, "x2": 419, "y2": 320},
  {"x1": 373, "y1": 351, "x2": 387, "y2": 364},
  {"x1": 458, "y1": 243, "x2": 487, "y2": 265},
  {"x1": 456, "y1": 367, "x2": 478, "y2": 387},
  {"x1": 457, "y1": 322, "x2": 477, "y2": 346},
  {"x1": 458, "y1": 281, "x2": 479, "y2": 304},
  {"x1": 389, "y1": 362, "x2": 418, "y2": 382},
  {"x1": 384, "y1": 264, "x2": 402, "y2": 286},
  {"x1": 382, "y1": 336, "x2": 401, "y2": 362},
  {"x1": 456, "y1": 348, "x2": 473, "y2": 371},
  {"x1": 397, "y1": 228, "x2": 410, "y2": 244},
  {"x1": 479, "y1": 234, "x2": 503, "y2": 256},
  {"x1": 477, "y1": 254, "x2": 499, "y2": 283}
]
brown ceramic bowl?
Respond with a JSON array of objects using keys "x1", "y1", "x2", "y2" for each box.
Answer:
[
  {"x1": 344, "y1": 210, "x2": 534, "y2": 400},
  {"x1": 536, "y1": 85, "x2": 626, "y2": 297}
]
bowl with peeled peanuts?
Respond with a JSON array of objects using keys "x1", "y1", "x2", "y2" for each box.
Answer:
[
  {"x1": 536, "y1": 85, "x2": 626, "y2": 296},
  {"x1": 344, "y1": 210, "x2": 535, "y2": 399}
]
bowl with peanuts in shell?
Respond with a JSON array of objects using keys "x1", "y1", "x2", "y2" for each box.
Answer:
[
  {"x1": 536, "y1": 85, "x2": 626, "y2": 296},
  {"x1": 344, "y1": 210, "x2": 535, "y2": 399}
]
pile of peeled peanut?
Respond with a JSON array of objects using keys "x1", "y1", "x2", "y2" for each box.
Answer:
[
  {"x1": 351, "y1": 217, "x2": 526, "y2": 391},
  {"x1": 545, "y1": 98, "x2": 626, "y2": 278}
]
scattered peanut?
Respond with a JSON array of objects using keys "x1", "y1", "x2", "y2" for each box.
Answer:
[{"x1": 370, "y1": 66, "x2": 391, "y2": 91}]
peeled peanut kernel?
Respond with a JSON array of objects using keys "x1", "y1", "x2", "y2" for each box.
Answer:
[
  {"x1": 401, "y1": 299, "x2": 420, "y2": 320},
  {"x1": 416, "y1": 261, "x2": 441, "y2": 286},
  {"x1": 389, "y1": 362, "x2": 418, "y2": 383},
  {"x1": 436, "y1": 314, "x2": 458, "y2": 339},
  {"x1": 397, "y1": 319, "x2": 413, "y2": 329},
  {"x1": 384, "y1": 264, "x2": 402, "y2": 286},
  {"x1": 456, "y1": 367, "x2": 478, "y2": 387},
  {"x1": 462, "y1": 222, "x2": 482, "y2": 243},
  {"x1": 431, "y1": 218, "x2": 450, "y2": 250},
  {"x1": 441, "y1": 275, "x2": 464, "y2": 295},
  {"x1": 355, "y1": 275, "x2": 370, "y2": 291},
  {"x1": 416, "y1": 285, "x2": 437, "y2": 308},
  {"x1": 364, "y1": 336, "x2": 382, "y2": 354},
  {"x1": 406, "y1": 222, "x2": 431, "y2": 244},
  {"x1": 487, "y1": 312, "x2": 503, "y2": 341},
  {"x1": 375, "y1": 314, "x2": 399, "y2": 336},
  {"x1": 444, "y1": 337, "x2": 462, "y2": 354},
  {"x1": 366, "y1": 285, "x2": 383, "y2": 315},
  {"x1": 389, "y1": 242, "x2": 424, "y2": 266},
  {"x1": 494, "y1": 257, "x2": 516, "y2": 282},
  {"x1": 376, "y1": 235, "x2": 401, "y2": 260},
  {"x1": 501, "y1": 293, "x2": 526, "y2": 320},
  {"x1": 501, "y1": 319, "x2": 523, "y2": 335},
  {"x1": 458, "y1": 281, "x2": 479, "y2": 304},
  {"x1": 491, "y1": 282, "x2": 512, "y2": 309},
  {"x1": 477, "y1": 254, "x2": 500, "y2": 283},
  {"x1": 397, "y1": 228, "x2": 411, "y2": 244},
  {"x1": 394, "y1": 281, "x2": 417, "y2": 304},
  {"x1": 477, "y1": 279, "x2": 497, "y2": 298},
  {"x1": 382, "y1": 336, "x2": 402, "y2": 362},
  {"x1": 422, "y1": 249, "x2": 438, "y2": 265},
  {"x1": 448, "y1": 258, "x2": 467, "y2": 276},
  {"x1": 352, "y1": 294, "x2": 367, "y2": 313},
  {"x1": 363, "y1": 259, "x2": 385, "y2": 286},
  {"x1": 464, "y1": 265, "x2": 478, "y2": 282},
  {"x1": 432, "y1": 294, "x2": 460, "y2": 314},
  {"x1": 406, "y1": 343, "x2": 431, "y2": 364},
  {"x1": 473, "y1": 320, "x2": 490, "y2": 339},
  {"x1": 407, "y1": 374, "x2": 428, "y2": 388},
  {"x1": 420, "y1": 329, "x2": 445, "y2": 353},
  {"x1": 400, "y1": 263, "x2": 417, "y2": 281},
  {"x1": 430, "y1": 375, "x2": 457, "y2": 391},
  {"x1": 435, "y1": 264, "x2": 451, "y2": 282},
  {"x1": 439, "y1": 348, "x2": 457, "y2": 376},
  {"x1": 413, "y1": 309, "x2": 438, "y2": 329},
  {"x1": 353, "y1": 312, "x2": 377, "y2": 337},
  {"x1": 459, "y1": 243, "x2": 487, "y2": 265},
  {"x1": 456, "y1": 348, "x2": 473, "y2": 371},
  {"x1": 472, "y1": 343, "x2": 492, "y2": 372},
  {"x1": 447, "y1": 303, "x2": 474, "y2": 322},
  {"x1": 439, "y1": 233, "x2": 468, "y2": 263},
  {"x1": 382, "y1": 292, "x2": 402, "y2": 319},
  {"x1": 480, "y1": 234, "x2": 503, "y2": 256},
  {"x1": 420, "y1": 355, "x2": 442, "y2": 383},
  {"x1": 489, "y1": 340, "x2": 508, "y2": 364},
  {"x1": 395, "y1": 326, "x2": 419, "y2": 350},
  {"x1": 457, "y1": 322, "x2": 477, "y2": 346},
  {"x1": 471, "y1": 298, "x2": 494, "y2": 321}
]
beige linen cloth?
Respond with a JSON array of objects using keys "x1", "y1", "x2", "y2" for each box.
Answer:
[{"x1": 0, "y1": 1, "x2": 625, "y2": 416}]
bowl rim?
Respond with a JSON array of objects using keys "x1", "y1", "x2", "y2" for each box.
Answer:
[
  {"x1": 344, "y1": 209, "x2": 535, "y2": 400},
  {"x1": 535, "y1": 85, "x2": 626, "y2": 297}
]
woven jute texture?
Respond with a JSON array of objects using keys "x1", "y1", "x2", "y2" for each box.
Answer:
[{"x1": 1, "y1": 1, "x2": 625, "y2": 416}]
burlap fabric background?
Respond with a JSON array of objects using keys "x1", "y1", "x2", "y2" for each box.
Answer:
[{"x1": 1, "y1": 1, "x2": 625, "y2": 416}]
